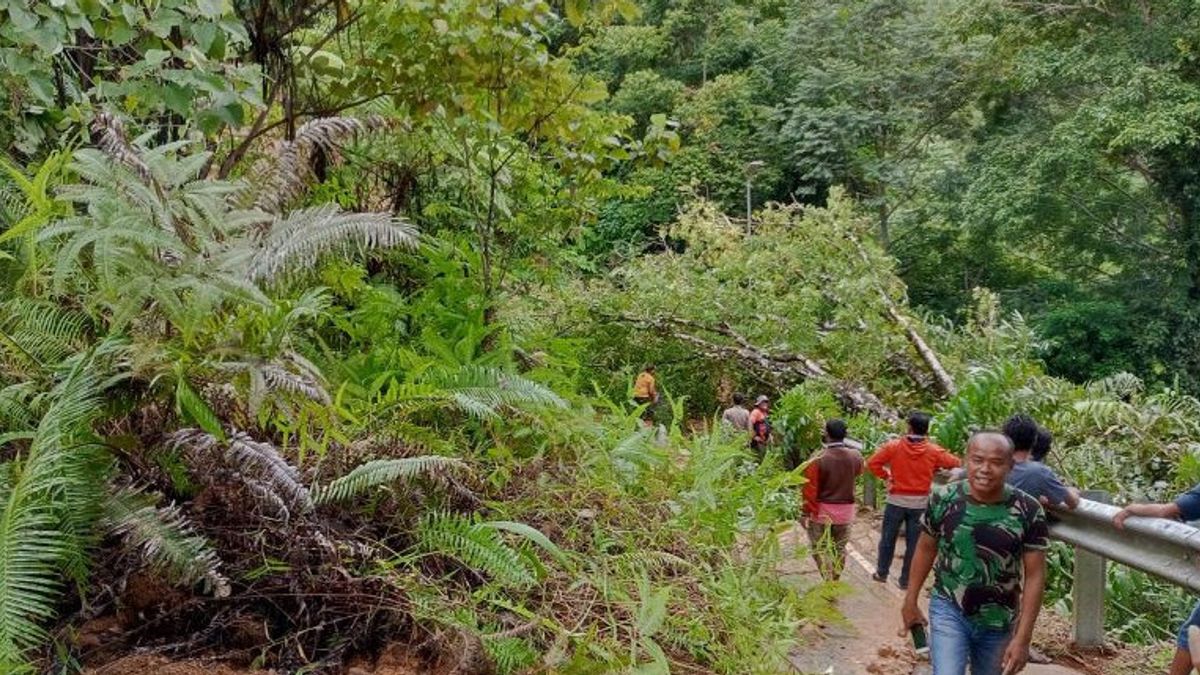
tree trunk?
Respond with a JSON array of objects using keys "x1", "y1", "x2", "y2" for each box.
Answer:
[
  {"x1": 846, "y1": 232, "x2": 956, "y2": 397},
  {"x1": 610, "y1": 314, "x2": 900, "y2": 422}
]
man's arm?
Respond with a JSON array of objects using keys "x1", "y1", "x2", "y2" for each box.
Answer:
[
  {"x1": 802, "y1": 461, "x2": 820, "y2": 519},
  {"x1": 900, "y1": 532, "x2": 937, "y2": 630},
  {"x1": 1001, "y1": 549, "x2": 1047, "y2": 675},
  {"x1": 1062, "y1": 486, "x2": 1081, "y2": 510},
  {"x1": 935, "y1": 448, "x2": 962, "y2": 470},
  {"x1": 867, "y1": 442, "x2": 894, "y2": 480},
  {"x1": 1113, "y1": 502, "x2": 1181, "y2": 529}
]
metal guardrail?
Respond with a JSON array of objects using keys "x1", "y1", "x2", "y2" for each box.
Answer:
[
  {"x1": 1049, "y1": 490, "x2": 1200, "y2": 647},
  {"x1": 857, "y1": 484, "x2": 1200, "y2": 647}
]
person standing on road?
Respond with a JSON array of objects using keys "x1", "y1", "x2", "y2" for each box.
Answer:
[
  {"x1": 802, "y1": 418, "x2": 865, "y2": 581},
  {"x1": 867, "y1": 412, "x2": 961, "y2": 590},
  {"x1": 1113, "y1": 483, "x2": 1200, "y2": 675},
  {"x1": 632, "y1": 364, "x2": 658, "y2": 428},
  {"x1": 721, "y1": 392, "x2": 751, "y2": 431},
  {"x1": 901, "y1": 431, "x2": 1049, "y2": 675},
  {"x1": 1003, "y1": 415, "x2": 1080, "y2": 510},
  {"x1": 749, "y1": 395, "x2": 772, "y2": 457}
]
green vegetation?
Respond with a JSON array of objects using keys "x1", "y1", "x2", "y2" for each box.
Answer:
[{"x1": 2, "y1": 0, "x2": 1200, "y2": 671}]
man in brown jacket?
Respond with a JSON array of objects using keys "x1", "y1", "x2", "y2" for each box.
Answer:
[{"x1": 803, "y1": 418, "x2": 864, "y2": 580}]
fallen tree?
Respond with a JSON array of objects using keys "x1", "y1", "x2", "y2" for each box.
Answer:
[{"x1": 610, "y1": 313, "x2": 900, "y2": 422}]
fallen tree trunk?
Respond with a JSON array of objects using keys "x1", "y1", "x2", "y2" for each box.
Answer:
[
  {"x1": 611, "y1": 313, "x2": 899, "y2": 422},
  {"x1": 845, "y1": 231, "x2": 957, "y2": 397}
]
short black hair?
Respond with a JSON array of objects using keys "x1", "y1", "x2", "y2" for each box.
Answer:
[
  {"x1": 969, "y1": 430, "x2": 1015, "y2": 456},
  {"x1": 907, "y1": 411, "x2": 931, "y2": 436},
  {"x1": 825, "y1": 418, "x2": 848, "y2": 441},
  {"x1": 733, "y1": 392, "x2": 746, "y2": 405},
  {"x1": 1032, "y1": 426, "x2": 1053, "y2": 462},
  {"x1": 644, "y1": 363, "x2": 655, "y2": 372},
  {"x1": 1002, "y1": 414, "x2": 1039, "y2": 452}
]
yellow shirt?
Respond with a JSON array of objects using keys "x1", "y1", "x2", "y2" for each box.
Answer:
[{"x1": 633, "y1": 372, "x2": 656, "y2": 399}]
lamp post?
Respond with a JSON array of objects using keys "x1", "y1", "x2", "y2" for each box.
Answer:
[{"x1": 744, "y1": 160, "x2": 765, "y2": 237}]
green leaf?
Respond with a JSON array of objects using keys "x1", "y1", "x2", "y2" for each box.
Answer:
[
  {"x1": 636, "y1": 583, "x2": 669, "y2": 637},
  {"x1": 482, "y1": 520, "x2": 571, "y2": 566},
  {"x1": 7, "y1": 4, "x2": 39, "y2": 31},
  {"x1": 175, "y1": 378, "x2": 224, "y2": 441},
  {"x1": 195, "y1": 0, "x2": 224, "y2": 19}
]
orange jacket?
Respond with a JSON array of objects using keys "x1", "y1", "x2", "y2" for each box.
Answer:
[{"x1": 866, "y1": 436, "x2": 960, "y2": 497}]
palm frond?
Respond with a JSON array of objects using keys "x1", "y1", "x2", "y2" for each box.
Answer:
[
  {"x1": 169, "y1": 429, "x2": 313, "y2": 514},
  {"x1": 0, "y1": 299, "x2": 89, "y2": 371},
  {"x1": 315, "y1": 455, "x2": 466, "y2": 504},
  {"x1": 246, "y1": 205, "x2": 418, "y2": 283},
  {"x1": 104, "y1": 490, "x2": 229, "y2": 597},
  {"x1": 0, "y1": 369, "x2": 104, "y2": 670},
  {"x1": 252, "y1": 115, "x2": 391, "y2": 213},
  {"x1": 90, "y1": 112, "x2": 152, "y2": 185},
  {"x1": 1086, "y1": 372, "x2": 1144, "y2": 401},
  {"x1": 423, "y1": 365, "x2": 566, "y2": 419}
]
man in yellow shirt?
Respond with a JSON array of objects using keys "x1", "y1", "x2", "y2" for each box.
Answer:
[{"x1": 633, "y1": 364, "x2": 658, "y2": 427}]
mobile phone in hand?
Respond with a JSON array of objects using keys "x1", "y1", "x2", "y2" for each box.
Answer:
[{"x1": 910, "y1": 624, "x2": 929, "y2": 656}]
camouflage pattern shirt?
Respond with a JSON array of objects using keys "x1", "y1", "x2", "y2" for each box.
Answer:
[{"x1": 921, "y1": 482, "x2": 1048, "y2": 630}]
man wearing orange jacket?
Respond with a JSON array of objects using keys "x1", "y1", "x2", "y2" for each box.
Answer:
[{"x1": 867, "y1": 411, "x2": 961, "y2": 590}]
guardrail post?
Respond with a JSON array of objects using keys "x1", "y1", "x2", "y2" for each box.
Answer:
[
  {"x1": 1073, "y1": 490, "x2": 1110, "y2": 648},
  {"x1": 863, "y1": 473, "x2": 877, "y2": 510}
]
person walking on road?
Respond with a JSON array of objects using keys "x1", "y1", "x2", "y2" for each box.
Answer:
[
  {"x1": 901, "y1": 431, "x2": 1049, "y2": 675},
  {"x1": 721, "y1": 392, "x2": 751, "y2": 431},
  {"x1": 867, "y1": 411, "x2": 960, "y2": 589},
  {"x1": 749, "y1": 394, "x2": 772, "y2": 456},
  {"x1": 1003, "y1": 415, "x2": 1080, "y2": 510},
  {"x1": 632, "y1": 364, "x2": 658, "y2": 428},
  {"x1": 1113, "y1": 483, "x2": 1200, "y2": 675},
  {"x1": 802, "y1": 418, "x2": 864, "y2": 580}
]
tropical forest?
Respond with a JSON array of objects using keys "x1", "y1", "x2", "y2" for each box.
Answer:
[{"x1": 3, "y1": 0, "x2": 1200, "y2": 673}]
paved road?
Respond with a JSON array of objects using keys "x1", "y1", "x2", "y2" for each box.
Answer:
[{"x1": 780, "y1": 516, "x2": 1082, "y2": 675}]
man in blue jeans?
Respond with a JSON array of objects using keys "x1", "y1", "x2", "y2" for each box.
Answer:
[
  {"x1": 901, "y1": 431, "x2": 1048, "y2": 675},
  {"x1": 1113, "y1": 483, "x2": 1200, "y2": 675},
  {"x1": 868, "y1": 412, "x2": 961, "y2": 590}
]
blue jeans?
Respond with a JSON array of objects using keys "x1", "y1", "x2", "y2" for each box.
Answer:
[
  {"x1": 929, "y1": 595, "x2": 1011, "y2": 675},
  {"x1": 876, "y1": 503, "x2": 922, "y2": 585},
  {"x1": 1176, "y1": 599, "x2": 1200, "y2": 650}
]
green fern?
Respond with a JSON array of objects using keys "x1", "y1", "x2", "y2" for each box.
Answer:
[
  {"x1": 484, "y1": 636, "x2": 539, "y2": 674},
  {"x1": 315, "y1": 455, "x2": 467, "y2": 504},
  {"x1": 416, "y1": 512, "x2": 537, "y2": 588}
]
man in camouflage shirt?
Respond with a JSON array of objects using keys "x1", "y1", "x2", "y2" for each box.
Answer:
[{"x1": 901, "y1": 431, "x2": 1049, "y2": 675}]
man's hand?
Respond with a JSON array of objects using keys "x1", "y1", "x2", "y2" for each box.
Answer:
[
  {"x1": 898, "y1": 601, "x2": 926, "y2": 637},
  {"x1": 1112, "y1": 507, "x2": 1133, "y2": 530},
  {"x1": 1001, "y1": 637, "x2": 1030, "y2": 674}
]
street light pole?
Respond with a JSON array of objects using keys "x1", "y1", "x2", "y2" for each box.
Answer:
[{"x1": 743, "y1": 160, "x2": 764, "y2": 237}]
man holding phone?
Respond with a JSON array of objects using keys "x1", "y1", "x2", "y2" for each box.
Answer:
[{"x1": 900, "y1": 431, "x2": 1049, "y2": 675}]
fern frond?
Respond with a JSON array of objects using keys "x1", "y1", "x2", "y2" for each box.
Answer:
[
  {"x1": 104, "y1": 491, "x2": 229, "y2": 597},
  {"x1": 246, "y1": 205, "x2": 418, "y2": 283},
  {"x1": 416, "y1": 512, "x2": 536, "y2": 588},
  {"x1": 315, "y1": 455, "x2": 466, "y2": 504},
  {"x1": 170, "y1": 429, "x2": 313, "y2": 513}
]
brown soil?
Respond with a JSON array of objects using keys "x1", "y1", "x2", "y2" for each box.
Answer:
[{"x1": 85, "y1": 655, "x2": 272, "y2": 675}]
